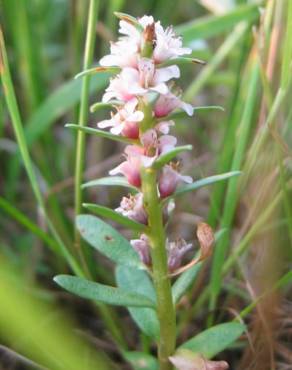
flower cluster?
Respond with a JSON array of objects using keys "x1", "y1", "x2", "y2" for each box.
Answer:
[{"x1": 97, "y1": 14, "x2": 195, "y2": 271}]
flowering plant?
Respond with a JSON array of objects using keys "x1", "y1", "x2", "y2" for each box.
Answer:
[{"x1": 55, "y1": 13, "x2": 244, "y2": 370}]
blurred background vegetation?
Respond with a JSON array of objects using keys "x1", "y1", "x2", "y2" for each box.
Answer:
[{"x1": 0, "y1": 0, "x2": 291, "y2": 369}]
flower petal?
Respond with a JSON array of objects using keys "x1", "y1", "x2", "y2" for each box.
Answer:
[{"x1": 154, "y1": 65, "x2": 180, "y2": 84}]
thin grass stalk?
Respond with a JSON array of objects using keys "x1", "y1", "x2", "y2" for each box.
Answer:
[
  {"x1": 208, "y1": 30, "x2": 251, "y2": 226},
  {"x1": 244, "y1": 1, "x2": 292, "y2": 178},
  {"x1": 1, "y1": 26, "x2": 125, "y2": 347},
  {"x1": 0, "y1": 28, "x2": 83, "y2": 277},
  {"x1": 1, "y1": 0, "x2": 44, "y2": 114},
  {"x1": 0, "y1": 196, "x2": 59, "y2": 252},
  {"x1": 208, "y1": 60, "x2": 260, "y2": 320},
  {"x1": 184, "y1": 22, "x2": 248, "y2": 101},
  {"x1": 74, "y1": 0, "x2": 99, "y2": 269}
]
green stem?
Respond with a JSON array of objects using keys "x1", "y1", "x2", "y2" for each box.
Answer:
[
  {"x1": 141, "y1": 167, "x2": 176, "y2": 370},
  {"x1": 74, "y1": 0, "x2": 99, "y2": 268}
]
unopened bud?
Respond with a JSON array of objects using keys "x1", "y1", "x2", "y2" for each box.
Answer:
[{"x1": 141, "y1": 23, "x2": 156, "y2": 58}]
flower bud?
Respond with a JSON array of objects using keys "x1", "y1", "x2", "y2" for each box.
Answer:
[
  {"x1": 130, "y1": 234, "x2": 151, "y2": 265},
  {"x1": 159, "y1": 163, "x2": 192, "y2": 198},
  {"x1": 141, "y1": 23, "x2": 156, "y2": 58},
  {"x1": 167, "y1": 238, "x2": 193, "y2": 271}
]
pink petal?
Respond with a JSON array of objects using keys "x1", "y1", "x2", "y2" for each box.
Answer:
[
  {"x1": 154, "y1": 65, "x2": 180, "y2": 84},
  {"x1": 156, "y1": 120, "x2": 175, "y2": 134}
]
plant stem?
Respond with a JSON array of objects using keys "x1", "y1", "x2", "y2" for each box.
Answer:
[
  {"x1": 141, "y1": 167, "x2": 176, "y2": 370},
  {"x1": 74, "y1": 0, "x2": 99, "y2": 268}
]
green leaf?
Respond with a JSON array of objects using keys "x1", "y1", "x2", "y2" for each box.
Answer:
[
  {"x1": 158, "y1": 106, "x2": 224, "y2": 122},
  {"x1": 82, "y1": 176, "x2": 138, "y2": 191},
  {"x1": 65, "y1": 124, "x2": 137, "y2": 144},
  {"x1": 116, "y1": 266, "x2": 160, "y2": 339},
  {"x1": 152, "y1": 145, "x2": 193, "y2": 169},
  {"x1": 175, "y1": 3, "x2": 261, "y2": 43},
  {"x1": 172, "y1": 263, "x2": 202, "y2": 304},
  {"x1": 158, "y1": 57, "x2": 206, "y2": 68},
  {"x1": 54, "y1": 275, "x2": 155, "y2": 308},
  {"x1": 167, "y1": 171, "x2": 241, "y2": 200},
  {"x1": 180, "y1": 322, "x2": 245, "y2": 358},
  {"x1": 90, "y1": 100, "x2": 123, "y2": 113},
  {"x1": 195, "y1": 105, "x2": 225, "y2": 113},
  {"x1": 75, "y1": 66, "x2": 120, "y2": 79},
  {"x1": 77, "y1": 215, "x2": 144, "y2": 269},
  {"x1": 123, "y1": 351, "x2": 158, "y2": 370},
  {"x1": 114, "y1": 12, "x2": 143, "y2": 31},
  {"x1": 83, "y1": 203, "x2": 146, "y2": 232}
]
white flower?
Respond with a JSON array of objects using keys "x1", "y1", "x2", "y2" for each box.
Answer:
[
  {"x1": 100, "y1": 40, "x2": 138, "y2": 68},
  {"x1": 97, "y1": 98, "x2": 143, "y2": 138},
  {"x1": 153, "y1": 23, "x2": 192, "y2": 63},
  {"x1": 100, "y1": 16, "x2": 155, "y2": 69},
  {"x1": 138, "y1": 58, "x2": 180, "y2": 94},
  {"x1": 102, "y1": 60, "x2": 180, "y2": 102},
  {"x1": 153, "y1": 22, "x2": 192, "y2": 63},
  {"x1": 101, "y1": 16, "x2": 192, "y2": 68}
]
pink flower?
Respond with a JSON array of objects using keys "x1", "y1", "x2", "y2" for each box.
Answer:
[
  {"x1": 141, "y1": 129, "x2": 177, "y2": 156},
  {"x1": 97, "y1": 98, "x2": 143, "y2": 139},
  {"x1": 159, "y1": 163, "x2": 192, "y2": 198},
  {"x1": 125, "y1": 144, "x2": 156, "y2": 167},
  {"x1": 153, "y1": 23, "x2": 192, "y2": 63},
  {"x1": 158, "y1": 135, "x2": 177, "y2": 154},
  {"x1": 102, "y1": 69, "x2": 146, "y2": 103},
  {"x1": 130, "y1": 234, "x2": 151, "y2": 265},
  {"x1": 154, "y1": 92, "x2": 194, "y2": 118},
  {"x1": 116, "y1": 193, "x2": 148, "y2": 224},
  {"x1": 109, "y1": 146, "x2": 144, "y2": 187},
  {"x1": 167, "y1": 238, "x2": 193, "y2": 271},
  {"x1": 155, "y1": 120, "x2": 175, "y2": 134}
]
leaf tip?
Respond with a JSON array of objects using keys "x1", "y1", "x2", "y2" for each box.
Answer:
[{"x1": 53, "y1": 274, "x2": 64, "y2": 285}]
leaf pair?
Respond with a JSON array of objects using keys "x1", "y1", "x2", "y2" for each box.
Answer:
[
  {"x1": 124, "y1": 321, "x2": 245, "y2": 369},
  {"x1": 54, "y1": 215, "x2": 160, "y2": 338}
]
